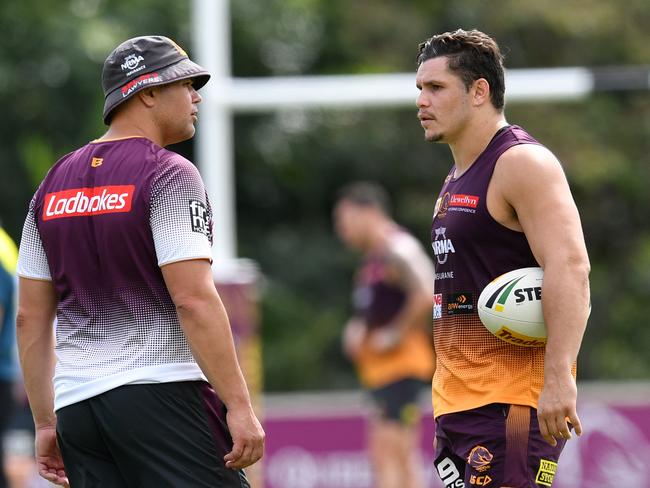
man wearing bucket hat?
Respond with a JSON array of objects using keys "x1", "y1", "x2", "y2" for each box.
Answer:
[{"x1": 16, "y1": 35, "x2": 263, "y2": 487}]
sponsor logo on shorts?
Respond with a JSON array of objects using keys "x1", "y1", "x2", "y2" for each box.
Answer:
[
  {"x1": 483, "y1": 275, "x2": 525, "y2": 312},
  {"x1": 467, "y1": 445, "x2": 493, "y2": 472},
  {"x1": 469, "y1": 474, "x2": 493, "y2": 486},
  {"x1": 43, "y1": 185, "x2": 135, "y2": 220},
  {"x1": 189, "y1": 199, "x2": 211, "y2": 239},
  {"x1": 121, "y1": 73, "x2": 162, "y2": 98},
  {"x1": 436, "y1": 457, "x2": 465, "y2": 487},
  {"x1": 399, "y1": 403, "x2": 420, "y2": 426},
  {"x1": 535, "y1": 459, "x2": 557, "y2": 487},
  {"x1": 447, "y1": 292, "x2": 474, "y2": 315},
  {"x1": 433, "y1": 293, "x2": 443, "y2": 319}
]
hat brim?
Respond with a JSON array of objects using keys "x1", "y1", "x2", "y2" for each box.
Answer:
[{"x1": 102, "y1": 58, "x2": 211, "y2": 125}]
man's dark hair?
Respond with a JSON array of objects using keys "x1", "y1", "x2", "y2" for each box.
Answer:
[
  {"x1": 337, "y1": 182, "x2": 391, "y2": 214},
  {"x1": 417, "y1": 29, "x2": 505, "y2": 110}
]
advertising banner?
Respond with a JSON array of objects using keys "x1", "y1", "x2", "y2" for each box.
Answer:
[{"x1": 263, "y1": 386, "x2": 650, "y2": 488}]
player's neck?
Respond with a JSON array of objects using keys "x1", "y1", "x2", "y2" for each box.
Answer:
[
  {"x1": 449, "y1": 114, "x2": 508, "y2": 177},
  {"x1": 99, "y1": 116, "x2": 164, "y2": 147}
]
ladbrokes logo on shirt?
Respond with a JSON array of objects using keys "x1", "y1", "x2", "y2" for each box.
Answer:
[{"x1": 42, "y1": 185, "x2": 135, "y2": 221}]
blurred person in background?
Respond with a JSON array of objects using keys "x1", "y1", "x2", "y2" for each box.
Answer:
[
  {"x1": 0, "y1": 225, "x2": 18, "y2": 488},
  {"x1": 417, "y1": 29, "x2": 590, "y2": 487},
  {"x1": 334, "y1": 182, "x2": 435, "y2": 488},
  {"x1": 16, "y1": 35, "x2": 263, "y2": 487}
]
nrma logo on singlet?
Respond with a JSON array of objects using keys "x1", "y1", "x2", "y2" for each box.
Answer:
[{"x1": 432, "y1": 227, "x2": 455, "y2": 265}]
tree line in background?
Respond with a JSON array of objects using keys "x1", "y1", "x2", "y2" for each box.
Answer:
[{"x1": 1, "y1": 0, "x2": 649, "y2": 391}]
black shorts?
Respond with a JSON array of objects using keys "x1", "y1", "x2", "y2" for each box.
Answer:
[
  {"x1": 0, "y1": 380, "x2": 14, "y2": 435},
  {"x1": 368, "y1": 378, "x2": 427, "y2": 425},
  {"x1": 56, "y1": 381, "x2": 249, "y2": 488}
]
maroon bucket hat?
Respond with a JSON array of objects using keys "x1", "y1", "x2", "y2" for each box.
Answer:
[{"x1": 101, "y1": 35, "x2": 210, "y2": 124}]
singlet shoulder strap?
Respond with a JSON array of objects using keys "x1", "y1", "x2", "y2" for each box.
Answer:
[{"x1": 472, "y1": 125, "x2": 542, "y2": 179}]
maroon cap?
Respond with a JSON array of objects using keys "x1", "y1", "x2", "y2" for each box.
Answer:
[{"x1": 102, "y1": 35, "x2": 210, "y2": 124}]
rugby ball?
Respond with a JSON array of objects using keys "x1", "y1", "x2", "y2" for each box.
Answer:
[{"x1": 478, "y1": 267, "x2": 546, "y2": 347}]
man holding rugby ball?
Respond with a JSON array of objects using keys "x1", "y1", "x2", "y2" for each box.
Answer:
[{"x1": 416, "y1": 29, "x2": 590, "y2": 487}]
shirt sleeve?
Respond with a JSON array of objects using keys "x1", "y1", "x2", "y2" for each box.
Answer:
[
  {"x1": 150, "y1": 156, "x2": 213, "y2": 267},
  {"x1": 16, "y1": 197, "x2": 52, "y2": 281}
]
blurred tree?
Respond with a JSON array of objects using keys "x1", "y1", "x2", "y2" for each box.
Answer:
[
  {"x1": 0, "y1": 0, "x2": 191, "y2": 235},
  {"x1": 1, "y1": 0, "x2": 648, "y2": 391}
]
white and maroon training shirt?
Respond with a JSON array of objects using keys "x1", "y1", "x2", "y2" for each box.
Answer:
[{"x1": 18, "y1": 136, "x2": 214, "y2": 411}]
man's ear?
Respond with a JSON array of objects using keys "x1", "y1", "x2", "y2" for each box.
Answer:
[
  {"x1": 136, "y1": 87, "x2": 157, "y2": 108},
  {"x1": 471, "y1": 78, "x2": 491, "y2": 107}
]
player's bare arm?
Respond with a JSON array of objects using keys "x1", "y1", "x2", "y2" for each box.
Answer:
[
  {"x1": 381, "y1": 237, "x2": 437, "y2": 364},
  {"x1": 161, "y1": 259, "x2": 265, "y2": 469},
  {"x1": 490, "y1": 143, "x2": 591, "y2": 446},
  {"x1": 386, "y1": 236, "x2": 435, "y2": 329},
  {"x1": 366, "y1": 237, "x2": 434, "y2": 353},
  {"x1": 16, "y1": 278, "x2": 69, "y2": 487}
]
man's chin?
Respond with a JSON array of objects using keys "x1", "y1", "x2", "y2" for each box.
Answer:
[
  {"x1": 425, "y1": 131, "x2": 444, "y2": 143},
  {"x1": 181, "y1": 126, "x2": 197, "y2": 141},
  {"x1": 167, "y1": 127, "x2": 196, "y2": 146}
]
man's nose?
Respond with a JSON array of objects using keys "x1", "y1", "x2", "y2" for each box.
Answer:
[{"x1": 416, "y1": 91, "x2": 428, "y2": 108}]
